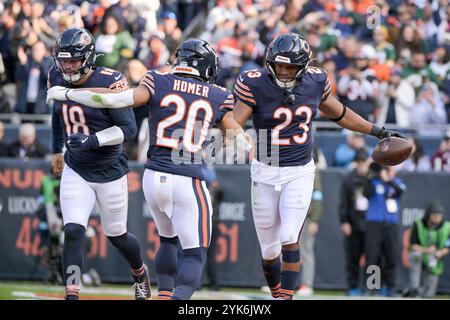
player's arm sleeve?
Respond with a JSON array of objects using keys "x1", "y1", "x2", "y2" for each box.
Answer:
[
  {"x1": 51, "y1": 107, "x2": 64, "y2": 154},
  {"x1": 233, "y1": 74, "x2": 257, "y2": 109},
  {"x1": 138, "y1": 71, "x2": 156, "y2": 97},
  {"x1": 217, "y1": 92, "x2": 235, "y2": 121},
  {"x1": 107, "y1": 108, "x2": 138, "y2": 143},
  {"x1": 321, "y1": 73, "x2": 332, "y2": 102}
]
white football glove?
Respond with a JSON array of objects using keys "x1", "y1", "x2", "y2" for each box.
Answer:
[{"x1": 46, "y1": 86, "x2": 71, "y2": 104}]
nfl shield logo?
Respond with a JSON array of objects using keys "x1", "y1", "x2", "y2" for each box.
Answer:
[{"x1": 160, "y1": 176, "x2": 167, "y2": 183}]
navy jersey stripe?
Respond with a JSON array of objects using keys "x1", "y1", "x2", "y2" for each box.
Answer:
[
  {"x1": 140, "y1": 79, "x2": 155, "y2": 95},
  {"x1": 235, "y1": 82, "x2": 254, "y2": 97},
  {"x1": 193, "y1": 178, "x2": 208, "y2": 248},
  {"x1": 142, "y1": 77, "x2": 155, "y2": 89},
  {"x1": 200, "y1": 180, "x2": 211, "y2": 247},
  {"x1": 234, "y1": 90, "x2": 257, "y2": 105},
  {"x1": 236, "y1": 79, "x2": 251, "y2": 91}
]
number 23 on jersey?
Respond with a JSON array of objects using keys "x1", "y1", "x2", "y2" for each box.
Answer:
[{"x1": 272, "y1": 106, "x2": 312, "y2": 146}]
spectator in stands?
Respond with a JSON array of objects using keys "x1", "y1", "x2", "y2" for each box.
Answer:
[
  {"x1": 331, "y1": 36, "x2": 360, "y2": 73},
  {"x1": 420, "y1": 1, "x2": 445, "y2": 54},
  {"x1": 177, "y1": 0, "x2": 203, "y2": 31},
  {"x1": 158, "y1": 11, "x2": 182, "y2": 56},
  {"x1": 296, "y1": 167, "x2": 323, "y2": 297},
  {"x1": 0, "y1": 121, "x2": 11, "y2": 157},
  {"x1": 396, "y1": 137, "x2": 432, "y2": 172},
  {"x1": 14, "y1": 41, "x2": 52, "y2": 114},
  {"x1": 138, "y1": 34, "x2": 170, "y2": 70},
  {"x1": 104, "y1": 0, "x2": 134, "y2": 33},
  {"x1": 377, "y1": 67, "x2": 415, "y2": 128},
  {"x1": 406, "y1": 199, "x2": 450, "y2": 298},
  {"x1": 29, "y1": 0, "x2": 59, "y2": 49},
  {"x1": 7, "y1": 123, "x2": 49, "y2": 159},
  {"x1": 0, "y1": 85, "x2": 11, "y2": 113},
  {"x1": 339, "y1": 148, "x2": 370, "y2": 296},
  {"x1": 401, "y1": 52, "x2": 438, "y2": 93},
  {"x1": 95, "y1": 14, "x2": 134, "y2": 69},
  {"x1": 431, "y1": 130, "x2": 450, "y2": 172},
  {"x1": 0, "y1": 5, "x2": 18, "y2": 83},
  {"x1": 429, "y1": 46, "x2": 450, "y2": 87},
  {"x1": 410, "y1": 83, "x2": 447, "y2": 135},
  {"x1": 337, "y1": 47, "x2": 380, "y2": 121},
  {"x1": 364, "y1": 164, "x2": 406, "y2": 297},
  {"x1": 444, "y1": 68, "x2": 450, "y2": 122},
  {"x1": 372, "y1": 26, "x2": 396, "y2": 67},
  {"x1": 394, "y1": 26, "x2": 427, "y2": 63},
  {"x1": 334, "y1": 131, "x2": 371, "y2": 168},
  {"x1": 205, "y1": 0, "x2": 244, "y2": 38}
]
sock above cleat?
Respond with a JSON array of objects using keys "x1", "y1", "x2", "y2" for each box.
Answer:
[
  {"x1": 279, "y1": 289, "x2": 295, "y2": 300},
  {"x1": 131, "y1": 264, "x2": 146, "y2": 283},
  {"x1": 158, "y1": 289, "x2": 173, "y2": 300},
  {"x1": 65, "y1": 284, "x2": 80, "y2": 300}
]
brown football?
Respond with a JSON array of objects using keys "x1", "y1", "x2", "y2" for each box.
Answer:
[{"x1": 371, "y1": 137, "x2": 413, "y2": 166}]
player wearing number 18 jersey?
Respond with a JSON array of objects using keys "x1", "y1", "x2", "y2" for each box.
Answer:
[
  {"x1": 233, "y1": 33, "x2": 405, "y2": 300},
  {"x1": 47, "y1": 39, "x2": 250, "y2": 300},
  {"x1": 49, "y1": 28, "x2": 150, "y2": 300}
]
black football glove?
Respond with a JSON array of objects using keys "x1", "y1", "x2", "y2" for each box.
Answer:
[
  {"x1": 67, "y1": 133, "x2": 100, "y2": 151},
  {"x1": 370, "y1": 126, "x2": 406, "y2": 140}
]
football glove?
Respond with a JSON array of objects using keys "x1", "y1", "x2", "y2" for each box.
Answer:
[
  {"x1": 67, "y1": 133, "x2": 99, "y2": 151},
  {"x1": 370, "y1": 126, "x2": 406, "y2": 140}
]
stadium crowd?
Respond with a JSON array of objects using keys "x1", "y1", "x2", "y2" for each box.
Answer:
[{"x1": 0, "y1": 0, "x2": 449, "y2": 166}]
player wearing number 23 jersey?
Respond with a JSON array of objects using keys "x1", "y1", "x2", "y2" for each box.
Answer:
[
  {"x1": 46, "y1": 39, "x2": 249, "y2": 300},
  {"x1": 233, "y1": 32, "x2": 404, "y2": 300}
]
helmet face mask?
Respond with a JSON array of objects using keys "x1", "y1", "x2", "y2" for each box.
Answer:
[
  {"x1": 172, "y1": 39, "x2": 219, "y2": 84},
  {"x1": 266, "y1": 33, "x2": 312, "y2": 90},
  {"x1": 53, "y1": 28, "x2": 96, "y2": 84}
]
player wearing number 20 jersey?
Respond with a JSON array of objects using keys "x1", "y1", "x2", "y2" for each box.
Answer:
[{"x1": 141, "y1": 70, "x2": 233, "y2": 180}]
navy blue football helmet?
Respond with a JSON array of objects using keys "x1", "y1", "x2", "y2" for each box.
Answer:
[
  {"x1": 266, "y1": 33, "x2": 312, "y2": 89},
  {"x1": 53, "y1": 28, "x2": 96, "y2": 83},
  {"x1": 172, "y1": 39, "x2": 219, "y2": 84}
]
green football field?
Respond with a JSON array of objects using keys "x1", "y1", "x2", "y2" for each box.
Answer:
[{"x1": 1, "y1": 281, "x2": 449, "y2": 300}]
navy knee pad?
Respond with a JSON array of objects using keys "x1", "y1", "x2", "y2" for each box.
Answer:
[{"x1": 64, "y1": 223, "x2": 86, "y2": 244}]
